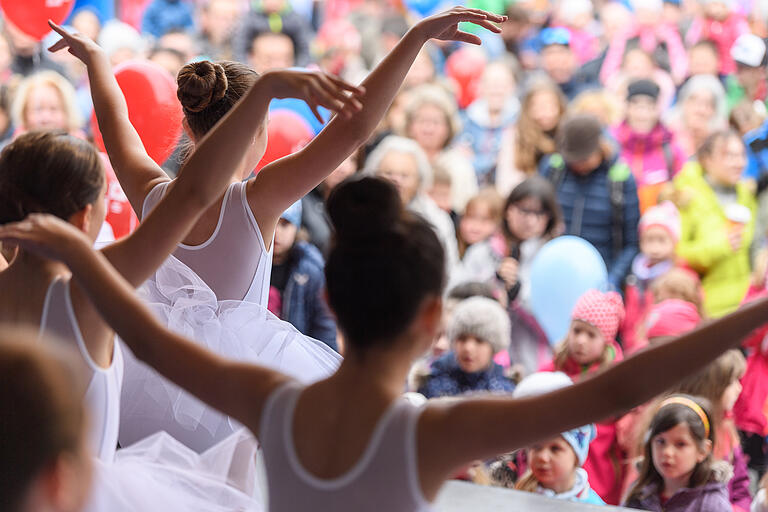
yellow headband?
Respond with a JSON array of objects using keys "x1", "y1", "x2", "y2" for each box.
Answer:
[{"x1": 660, "y1": 396, "x2": 711, "y2": 438}]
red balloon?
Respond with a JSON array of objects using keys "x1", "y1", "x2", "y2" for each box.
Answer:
[
  {"x1": 0, "y1": 0, "x2": 74, "y2": 41},
  {"x1": 91, "y1": 60, "x2": 183, "y2": 166},
  {"x1": 255, "y1": 110, "x2": 314, "y2": 172},
  {"x1": 445, "y1": 48, "x2": 487, "y2": 109}
]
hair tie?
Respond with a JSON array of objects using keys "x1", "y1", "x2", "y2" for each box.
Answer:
[{"x1": 660, "y1": 396, "x2": 710, "y2": 438}]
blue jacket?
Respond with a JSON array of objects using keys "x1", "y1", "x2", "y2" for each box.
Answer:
[
  {"x1": 282, "y1": 242, "x2": 338, "y2": 351},
  {"x1": 744, "y1": 119, "x2": 768, "y2": 181},
  {"x1": 141, "y1": 0, "x2": 195, "y2": 39},
  {"x1": 540, "y1": 153, "x2": 640, "y2": 289},
  {"x1": 418, "y1": 352, "x2": 514, "y2": 399}
]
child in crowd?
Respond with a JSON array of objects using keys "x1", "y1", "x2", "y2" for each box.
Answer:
[
  {"x1": 268, "y1": 201, "x2": 338, "y2": 351},
  {"x1": 686, "y1": 0, "x2": 749, "y2": 76},
  {"x1": 513, "y1": 372, "x2": 605, "y2": 505},
  {"x1": 543, "y1": 289, "x2": 626, "y2": 505},
  {"x1": 622, "y1": 201, "x2": 681, "y2": 353},
  {"x1": 612, "y1": 80, "x2": 685, "y2": 213},
  {"x1": 457, "y1": 189, "x2": 503, "y2": 260},
  {"x1": 1, "y1": 328, "x2": 92, "y2": 512},
  {"x1": 419, "y1": 296, "x2": 513, "y2": 399},
  {"x1": 623, "y1": 395, "x2": 732, "y2": 512},
  {"x1": 670, "y1": 350, "x2": 751, "y2": 511}
]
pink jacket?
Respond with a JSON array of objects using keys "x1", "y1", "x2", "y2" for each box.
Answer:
[
  {"x1": 686, "y1": 14, "x2": 749, "y2": 75},
  {"x1": 612, "y1": 122, "x2": 685, "y2": 188},
  {"x1": 600, "y1": 23, "x2": 688, "y2": 85}
]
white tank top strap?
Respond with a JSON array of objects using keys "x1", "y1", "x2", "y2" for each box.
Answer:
[
  {"x1": 39, "y1": 277, "x2": 123, "y2": 463},
  {"x1": 259, "y1": 381, "x2": 432, "y2": 512}
]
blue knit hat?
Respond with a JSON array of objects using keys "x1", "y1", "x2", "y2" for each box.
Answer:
[
  {"x1": 280, "y1": 200, "x2": 303, "y2": 227},
  {"x1": 512, "y1": 372, "x2": 597, "y2": 465}
]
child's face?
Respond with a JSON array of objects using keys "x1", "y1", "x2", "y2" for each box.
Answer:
[
  {"x1": 704, "y1": 1, "x2": 730, "y2": 21},
  {"x1": 506, "y1": 197, "x2": 549, "y2": 241},
  {"x1": 688, "y1": 45, "x2": 720, "y2": 77},
  {"x1": 721, "y1": 377, "x2": 743, "y2": 413},
  {"x1": 651, "y1": 422, "x2": 709, "y2": 485},
  {"x1": 529, "y1": 436, "x2": 578, "y2": 493},
  {"x1": 567, "y1": 320, "x2": 605, "y2": 366},
  {"x1": 640, "y1": 226, "x2": 676, "y2": 265},
  {"x1": 408, "y1": 103, "x2": 450, "y2": 153},
  {"x1": 626, "y1": 95, "x2": 659, "y2": 135},
  {"x1": 454, "y1": 335, "x2": 494, "y2": 373},
  {"x1": 460, "y1": 203, "x2": 497, "y2": 246},
  {"x1": 529, "y1": 91, "x2": 561, "y2": 132},
  {"x1": 273, "y1": 218, "x2": 298, "y2": 259},
  {"x1": 428, "y1": 182, "x2": 453, "y2": 213}
]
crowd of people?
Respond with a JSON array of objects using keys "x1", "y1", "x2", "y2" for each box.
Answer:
[{"x1": 7, "y1": 0, "x2": 768, "y2": 511}]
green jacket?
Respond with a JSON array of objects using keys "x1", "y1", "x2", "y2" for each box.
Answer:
[{"x1": 674, "y1": 162, "x2": 756, "y2": 317}]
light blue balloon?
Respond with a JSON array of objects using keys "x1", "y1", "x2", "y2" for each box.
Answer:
[{"x1": 529, "y1": 236, "x2": 608, "y2": 345}]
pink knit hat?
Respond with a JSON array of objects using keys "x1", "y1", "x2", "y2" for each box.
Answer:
[
  {"x1": 571, "y1": 290, "x2": 625, "y2": 342},
  {"x1": 639, "y1": 201, "x2": 681, "y2": 244},
  {"x1": 646, "y1": 299, "x2": 701, "y2": 339}
]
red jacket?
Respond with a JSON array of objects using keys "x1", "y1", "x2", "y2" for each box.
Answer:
[{"x1": 542, "y1": 342, "x2": 626, "y2": 504}]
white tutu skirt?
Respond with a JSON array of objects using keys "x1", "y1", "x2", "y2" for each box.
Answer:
[
  {"x1": 119, "y1": 255, "x2": 342, "y2": 452},
  {"x1": 88, "y1": 430, "x2": 262, "y2": 511}
]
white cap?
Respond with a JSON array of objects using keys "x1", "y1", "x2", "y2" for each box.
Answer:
[{"x1": 731, "y1": 33, "x2": 766, "y2": 68}]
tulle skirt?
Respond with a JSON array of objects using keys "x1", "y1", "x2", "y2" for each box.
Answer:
[
  {"x1": 119, "y1": 255, "x2": 342, "y2": 452},
  {"x1": 88, "y1": 430, "x2": 262, "y2": 511}
]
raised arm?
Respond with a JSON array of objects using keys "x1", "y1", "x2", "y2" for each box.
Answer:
[
  {"x1": 0, "y1": 214, "x2": 287, "y2": 429},
  {"x1": 99, "y1": 66, "x2": 291, "y2": 287},
  {"x1": 48, "y1": 21, "x2": 169, "y2": 215},
  {"x1": 48, "y1": 22, "x2": 366, "y2": 218},
  {"x1": 247, "y1": 8, "x2": 506, "y2": 234},
  {"x1": 419, "y1": 298, "x2": 768, "y2": 490}
]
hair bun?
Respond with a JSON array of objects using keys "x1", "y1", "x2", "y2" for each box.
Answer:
[
  {"x1": 176, "y1": 61, "x2": 228, "y2": 113},
  {"x1": 327, "y1": 177, "x2": 403, "y2": 242}
]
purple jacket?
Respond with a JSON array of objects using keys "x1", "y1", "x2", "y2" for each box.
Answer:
[
  {"x1": 728, "y1": 445, "x2": 752, "y2": 511},
  {"x1": 624, "y1": 462, "x2": 733, "y2": 512}
]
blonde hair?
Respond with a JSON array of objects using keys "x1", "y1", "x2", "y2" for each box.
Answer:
[
  {"x1": 404, "y1": 83, "x2": 461, "y2": 149},
  {"x1": 651, "y1": 268, "x2": 705, "y2": 318},
  {"x1": 569, "y1": 89, "x2": 623, "y2": 126},
  {"x1": 11, "y1": 71, "x2": 83, "y2": 132},
  {"x1": 668, "y1": 350, "x2": 746, "y2": 459},
  {"x1": 514, "y1": 81, "x2": 567, "y2": 175}
]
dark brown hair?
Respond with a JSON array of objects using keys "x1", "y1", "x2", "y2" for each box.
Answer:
[
  {"x1": 325, "y1": 177, "x2": 446, "y2": 351},
  {"x1": 176, "y1": 60, "x2": 258, "y2": 138},
  {"x1": 0, "y1": 327, "x2": 87, "y2": 511},
  {"x1": 0, "y1": 131, "x2": 103, "y2": 224},
  {"x1": 626, "y1": 395, "x2": 717, "y2": 504},
  {"x1": 502, "y1": 175, "x2": 562, "y2": 243}
]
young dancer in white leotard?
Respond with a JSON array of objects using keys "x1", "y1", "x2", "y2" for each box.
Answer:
[
  {"x1": 48, "y1": 9, "x2": 508, "y2": 452},
  {"x1": 0, "y1": 55, "x2": 361, "y2": 510},
  {"x1": 8, "y1": 175, "x2": 768, "y2": 512}
]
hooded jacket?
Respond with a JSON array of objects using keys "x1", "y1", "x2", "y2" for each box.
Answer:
[{"x1": 623, "y1": 462, "x2": 733, "y2": 512}]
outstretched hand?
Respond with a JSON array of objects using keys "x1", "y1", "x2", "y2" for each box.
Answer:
[
  {"x1": 268, "y1": 70, "x2": 366, "y2": 123},
  {"x1": 0, "y1": 214, "x2": 92, "y2": 265},
  {"x1": 416, "y1": 7, "x2": 506, "y2": 45},
  {"x1": 47, "y1": 20, "x2": 102, "y2": 65}
]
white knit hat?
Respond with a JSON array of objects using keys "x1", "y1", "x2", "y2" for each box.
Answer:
[
  {"x1": 447, "y1": 297, "x2": 511, "y2": 354},
  {"x1": 513, "y1": 372, "x2": 597, "y2": 465}
]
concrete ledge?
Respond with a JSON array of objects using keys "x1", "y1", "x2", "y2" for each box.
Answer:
[{"x1": 435, "y1": 481, "x2": 636, "y2": 511}]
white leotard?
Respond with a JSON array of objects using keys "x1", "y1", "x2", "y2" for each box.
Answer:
[
  {"x1": 39, "y1": 277, "x2": 123, "y2": 463},
  {"x1": 141, "y1": 180, "x2": 273, "y2": 304},
  {"x1": 259, "y1": 381, "x2": 433, "y2": 512}
]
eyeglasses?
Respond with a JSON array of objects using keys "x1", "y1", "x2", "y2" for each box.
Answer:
[
  {"x1": 513, "y1": 204, "x2": 549, "y2": 219},
  {"x1": 540, "y1": 27, "x2": 571, "y2": 47}
]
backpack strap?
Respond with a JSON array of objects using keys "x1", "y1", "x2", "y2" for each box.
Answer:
[
  {"x1": 546, "y1": 153, "x2": 567, "y2": 190},
  {"x1": 661, "y1": 140, "x2": 674, "y2": 176},
  {"x1": 608, "y1": 162, "x2": 631, "y2": 262}
]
